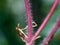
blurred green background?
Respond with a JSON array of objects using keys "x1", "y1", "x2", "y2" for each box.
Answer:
[{"x1": 0, "y1": 0, "x2": 60, "y2": 45}]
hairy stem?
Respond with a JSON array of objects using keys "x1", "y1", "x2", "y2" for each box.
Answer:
[
  {"x1": 29, "y1": 0, "x2": 59, "y2": 44},
  {"x1": 24, "y1": 0, "x2": 33, "y2": 44}
]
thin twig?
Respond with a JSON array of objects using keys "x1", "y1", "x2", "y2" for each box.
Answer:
[
  {"x1": 42, "y1": 18, "x2": 60, "y2": 45},
  {"x1": 30, "y1": 0, "x2": 59, "y2": 44}
]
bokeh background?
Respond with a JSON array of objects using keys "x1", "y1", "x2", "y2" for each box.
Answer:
[{"x1": 0, "y1": 0, "x2": 60, "y2": 45}]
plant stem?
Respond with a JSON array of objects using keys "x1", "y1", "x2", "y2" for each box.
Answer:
[
  {"x1": 29, "y1": 0, "x2": 59, "y2": 44},
  {"x1": 42, "y1": 18, "x2": 60, "y2": 45},
  {"x1": 24, "y1": 0, "x2": 33, "y2": 44}
]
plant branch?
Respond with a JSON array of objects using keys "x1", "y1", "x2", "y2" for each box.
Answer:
[
  {"x1": 42, "y1": 18, "x2": 60, "y2": 45},
  {"x1": 30, "y1": 0, "x2": 59, "y2": 44},
  {"x1": 24, "y1": 0, "x2": 33, "y2": 42}
]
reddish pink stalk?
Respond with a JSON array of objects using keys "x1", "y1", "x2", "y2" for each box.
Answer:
[
  {"x1": 24, "y1": 0, "x2": 33, "y2": 42},
  {"x1": 42, "y1": 18, "x2": 60, "y2": 45},
  {"x1": 30, "y1": 0, "x2": 59, "y2": 44}
]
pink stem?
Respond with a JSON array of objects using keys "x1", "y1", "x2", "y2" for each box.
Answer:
[
  {"x1": 24, "y1": 0, "x2": 33, "y2": 42},
  {"x1": 42, "y1": 18, "x2": 60, "y2": 45},
  {"x1": 30, "y1": 0, "x2": 59, "y2": 44}
]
